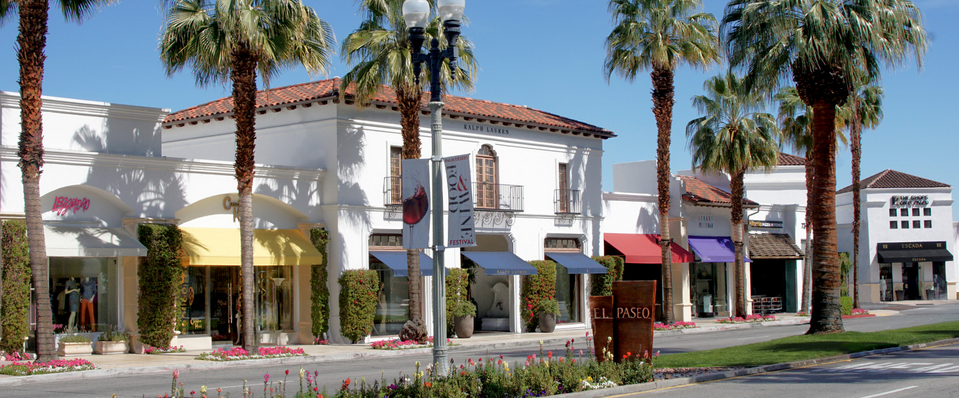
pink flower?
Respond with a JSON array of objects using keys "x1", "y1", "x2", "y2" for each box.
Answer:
[{"x1": 264, "y1": 374, "x2": 270, "y2": 383}]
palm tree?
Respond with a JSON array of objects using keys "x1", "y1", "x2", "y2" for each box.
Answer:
[
  {"x1": 686, "y1": 71, "x2": 779, "y2": 317},
  {"x1": 340, "y1": 0, "x2": 476, "y2": 340},
  {"x1": 723, "y1": 0, "x2": 927, "y2": 334},
  {"x1": 160, "y1": 0, "x2": 335, "y2": 351},
  {"x1": 604, "y1": 0, "x2": 720, "y2": 324},
  {"x1": 0, "y1": 0, "x2": 116, "y2": 363},
  {"x1": 840, "y1": 80, "x2": 883, "y2": 309}
]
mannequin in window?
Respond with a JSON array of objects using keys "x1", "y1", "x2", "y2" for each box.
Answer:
[
  {"x1": 80, "y1": 277, "x2": 97, "y2": 331},
  {"x1": 65, "y1": 278, "x2": 80, "y2": 331}
]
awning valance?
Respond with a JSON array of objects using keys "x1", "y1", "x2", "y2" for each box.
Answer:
[
  {"x1": 370, "y1": 251, "x2": 444, "y2": 277},
  {"x1": 44, "y1": 225, "x2": 147, "y2": 257},
  {"x1": 604, "y1": 233, "x2": 694, "y2": 264},
  {"x1": 748, "y1": 233, "x2": 804, "y2": 259},
  {"x1": 877, "y1": 241, "x2": 953, "y2": 263},
  {"x1": 180, "y1": 228, "x2": 323, "y2": 266},
  {"x1": 688, "y1": 236, "x2": 751, "y2": 263},
  {"x1": 545, "y1": 253, "x2": 607, "y2": 274},
  {"x1": 462, "y1": 251, "x2": 538, "y2": 276}
]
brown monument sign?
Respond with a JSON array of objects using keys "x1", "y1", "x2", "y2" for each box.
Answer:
[{"x1": 588, "y1": 280, "x2": 656, "y2": 363}]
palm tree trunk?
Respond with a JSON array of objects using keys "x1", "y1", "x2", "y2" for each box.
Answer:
[
  {"x1": 851, "y1": 100, "x2": 862, "y2": 309},
  {"x1": 651, "y1": 65, "x2": 675, "y2": 324},
  {"x1": 801, "y1": 150, "x2": 813, "y2": 314},
  {"x1": 18, "y1": 0, "x2": 57, "y2": 363},
  {"x1": 808, "y1": 101, "x2": 844, "y2": 334},
  {"x1": 730, "y1": 170, "x2": 746, "y2": 317},
  {"x1": 231, "y1": 42, "x2": 258, "y2": 353},
  {"x1": 397, "y1": 86, "x2": 424, "y2": 332}
]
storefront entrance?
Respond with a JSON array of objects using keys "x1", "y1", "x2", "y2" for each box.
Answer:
[
  {"x1": 902, "y1": 263, "x2": 920, "y2": 300},
  {"x1": 689, "y1": 262, "x2": 728, "y2": 318}
]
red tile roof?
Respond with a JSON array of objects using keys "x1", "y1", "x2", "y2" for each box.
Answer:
[
  {"x1": 777, "y1": 152, "x2": 806, "y2": 166},
  {"x1": 680, "y1": 176, "x2": 758, "y2": 207},
  {"x1": 163, "y1": 78, "x2": 615, "y2": 139},
  {"x1": 748, "y1": 233, "x2": 804, "y2": 259},
  {"x1": 837, "y1": 169, "x2": 950, "y2": 193}
]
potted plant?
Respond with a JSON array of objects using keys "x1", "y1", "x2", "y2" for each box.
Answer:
[
  {"x1": 537, "y1": 298, "x2": 560, "y2": 333},
  {"x1": 94, "y1": 327, "x2": 130, "y2": 355},
  {"x1": 451, "y1": 300, "x2": 476, "y2": 339},
  {"x1": 57, "y1": 331, "x2": 93, "y2": 356}
]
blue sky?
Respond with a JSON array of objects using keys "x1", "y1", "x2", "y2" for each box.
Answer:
[{"x1": 1, "y1": 1, "x2": 956, "y2": 221}]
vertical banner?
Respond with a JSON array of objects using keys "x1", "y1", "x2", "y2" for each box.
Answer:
[
  {"x1": 443, "y1": 154, "x2": 477, "y2": 248},
  {"x1": 401, "y1": 159, "x2": 430, "y2": 249}
]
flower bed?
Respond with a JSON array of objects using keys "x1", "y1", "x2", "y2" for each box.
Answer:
[
  {"x1": 0, "y1": 358, "x2": 96, "y2": 376},
  {"x1": 195, "y1": 346, "x2": 306, "y2": 361},
  {"x1": 369, "y1": 336, "x2": 452, "y2": 350},
  {"x1": 3, "y1": 352, "x2": 36, "y2": 361},
  {"x1": 851, "y1": 308, "x2": 869, "y2": 316},
  {"x1": 145, "y1": 345, "x2": 186, "y2": 354},
  {"x1": 653, "y1": 321, "x2": 697, "y2": 331},
  {"x1": 716, "y1": 314, "x2": 777, "y2": 323}
]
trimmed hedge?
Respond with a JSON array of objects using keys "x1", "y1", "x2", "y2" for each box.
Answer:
[
  {"x1": 309, "y1": 228, "x2": 330, "y2": 338},
  {"x1": 338, "y1": 270, "x2": 378, "y2": 343},
  {"x1": 521, "y1": 260, "x2": 557, "y2": 331},
  {"x1": 446, "y1": 268, "x2": 470, "y2": 331},
  {"x1": 589, "y1": 256, "x2": 624, "y2": 297},
  {"x1": 1, "y1": 221, "x2": 30, "y2": 355},
  {"x1": 137, "y1": 224, "x2": 184, "y2": 348}
]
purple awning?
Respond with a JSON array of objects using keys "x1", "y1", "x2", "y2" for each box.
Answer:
[{"x1": 687, "y1": 236, "x2": 751, "y2": 263}]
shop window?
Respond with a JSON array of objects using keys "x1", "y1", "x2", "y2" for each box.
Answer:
[
  {"x1": 912, "y1": 208, "x2": 920, "y2": 217},
  {"x1": 370, "y1": 234, "x2": 403, "y2": 248},
  {"x1": 553, "y1": 265, "x2": 580, "y2": 323},
  {"x1": 901, "y1": 221, "x2": 909, "y2": 229},
  {"x1": 475, "y1": 145, "x2": 498, "y2": 209},
  {"x1": 888, "y1": 208, "x2": 897, "y2": 217},
  {"x1": 690, "y1": 262, "x2": 729, "y2": 318},
  {"x1": 369, "y1": 260, "x2": 409, "y2": 336},
  {"x1": 389, "y1": 146, "x2": 402, "y2": 205},
  {"x1": 924, "y1": 220, "x2": 932, "y2": 229},
  {"x1": 889, "y1": 221, "x2": 898, "y2": 229},
  {"x1": 924, "y1": 208, "x2": 932, "y2": 216},
  {"x1": 912, "y1": 220, "x2": 921, "y2": 229},
  {"x1": 545, "y1": 238, "x2": 580, "y2": 251},
  {"x1": 900, "y1": 208, "x2": 909, "y2": 217},
  {"x1": 49, "y1": 257, "x2": 118, "y2": 332},
  {"x1": 879, "y1": 264, "x2": 893, "y2": 301}
]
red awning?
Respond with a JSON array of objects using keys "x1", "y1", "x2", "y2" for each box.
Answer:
[{"x1": 604, "y1": 233, "x2": 695, "y2": 264}]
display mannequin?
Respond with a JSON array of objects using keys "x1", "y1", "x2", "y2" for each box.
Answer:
[
  {"x1": 65, "y1": 278, "x2": 80, "y2": 330},
  {"x1": 80, "y1": 277, "x2": 97, "y2": 331}
]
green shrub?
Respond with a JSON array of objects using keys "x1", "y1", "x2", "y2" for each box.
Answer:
[
  {"x1": 521, "y1": 261, "x2": 557, "y2": 331},
  {"x1": 1, "y1": 220, "x2": 30, "y2": 355},
  {"x1": 450, "y1": 300, "x2": 476, "y2": 317},
  {"x1": 137, "y1": 224, "x2": 184, "y2": 348},
  {"x1": 839, "y1": 252, "x2": 852, "y2": 297},
  {"x1": 590, "y1": 256, "x2": 625, "y2": 296},
  {"x1": 60, "y1": 332, "x2": 92, "y2": 343},
  {"x1": 446, "y1": 268, "x2": 471, "y2": 330},
  {"x1": 309, "y1": 228, "x2": 331, "y2": 339},
  {"x1": 538, "y1": 298, "x2": 560, "y2": 316},
  {"x1": 338, "y1": 270, "x2": 378, "y2": 343},
  {"x1": 96, "y1": 325, "x2": 129, "y2": 342},
  {"x1": 841, "y1": 295, "x2": 853, "y2": 316}
]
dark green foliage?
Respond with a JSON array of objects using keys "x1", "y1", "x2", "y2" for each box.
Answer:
[
  {"x1": 446, "y1": 268, "x2": 470, "y2": 331},
  {"x1": 309, "y1": 228, "x2": 330, "y2": 338},
  {"x1": 590, "y1": 256, "x2": 625, "y2": 296},
  {"x1": 839, "y1": 252, "x2": 852, "y2": 297},
  {"x1": 137, "y1": 224, "x2": 184, "y2": 348},
  {"x1": 1, "y1": 221, "x2": 30, "y2": 355},
  {"x1": 338, "y1": 270, "x2": 378, "y2": 343},
  {"x1": 522, "y1": 261, "x2": 558, "y2": 331},
  {"x1": 841, "y1": 296, "x2": 853, "y2": 316}
]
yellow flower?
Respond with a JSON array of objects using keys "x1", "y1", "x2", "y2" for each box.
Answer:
[{"x1": 200, "y1": 386, "x2": 207, "y2": 394}]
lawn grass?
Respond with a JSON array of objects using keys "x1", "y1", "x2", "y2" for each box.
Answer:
[{"x1": 655, "y1": 321, "x2": 959, "y2": 368}]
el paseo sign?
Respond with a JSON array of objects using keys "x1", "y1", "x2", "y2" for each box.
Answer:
[{"x1": 589, "y1": 280, "x2": 656, "y2": 363}]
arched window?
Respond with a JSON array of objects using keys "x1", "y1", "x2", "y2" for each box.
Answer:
[{"x1": 475, "y1": 145, "x2": 498, "y2": 209}]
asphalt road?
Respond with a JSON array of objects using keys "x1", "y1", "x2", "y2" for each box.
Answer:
[
  {"x1": 628, "y1": 342, "x2": 959, "y2": 398},
  {"x1": 4, "y1": 303, "x2": 958, "y2": 398}
]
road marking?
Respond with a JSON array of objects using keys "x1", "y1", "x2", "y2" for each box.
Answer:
[
  {"x1": 859, "y1": 386, "x2": 917, "y2": 398},
  {"x1": 817, "y1": 361, "x2": 957, "y2": 374}
]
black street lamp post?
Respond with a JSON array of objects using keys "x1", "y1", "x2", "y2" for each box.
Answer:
[{"x1": 403, "y1": 0, "x2": 465, "y2": 376}]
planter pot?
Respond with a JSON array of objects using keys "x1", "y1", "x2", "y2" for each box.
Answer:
[
  {"x1": 57, "y1": 341, "x2": 93, "y2": 356},
  {"x1": 94, "y1": 341, "x2": 129, "y2": 355},
  {"x1": 453, "y1": 315, "x2": 474, "y2": 339},
  {"x1": 538, "y1": 313, "x2": 557, "y2": 333}
]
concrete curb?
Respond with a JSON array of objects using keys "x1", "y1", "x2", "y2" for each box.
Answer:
[{"x1": 554, "y1": 337, "x2": 959, "y2": 397}]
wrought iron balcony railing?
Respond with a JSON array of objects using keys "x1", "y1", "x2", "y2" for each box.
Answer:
[
  {"x1": 384, "y1": 176, "x2": 402, "y2": 206},
  {"x1": 554, "y1": 189, "x2": 581, "y2": 214}
]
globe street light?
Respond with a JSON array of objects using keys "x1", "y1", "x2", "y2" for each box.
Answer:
[{"x1": 403, "y1": 0, "x2": 465, "y2": 376}]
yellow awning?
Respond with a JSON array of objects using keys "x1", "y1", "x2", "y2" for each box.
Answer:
[{"x1": 180, "y1": 228, "x2": 322, "y2": 266}]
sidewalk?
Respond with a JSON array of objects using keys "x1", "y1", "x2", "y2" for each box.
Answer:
[{"x1": 0, "y1": 311, "x2": 889, "y2": 385}]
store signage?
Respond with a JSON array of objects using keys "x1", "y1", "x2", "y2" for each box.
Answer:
[
  {"x1": 51, "y1": 196, "x2": 91, "y2": 216},
  {"x1": 890, "y1": 195, "x2": 929, "y2": 208},
  {"x1": 589, "y1": 280, "x2": 656, "y2": 363},
  {"x1": 879, "y1": 241, "x2": 945, "y2": 251},
  {"x1": 749, "y1": 220, "x2": 783, "y2": 229},
  {"x1": 463, "y1": 123, "x2": 509, "y2": 135},
  {"x1": 444, "y1": 154, "x2": 476, "y2": 248},
  {"x1": 402, "y1": 159, "x2": 431, "y2": 250},
  {"x1": 222, "y1": 196, "x2": 240, "y2": 222}
]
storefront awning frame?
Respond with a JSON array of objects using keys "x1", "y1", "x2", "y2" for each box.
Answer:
[
  {"x1": 545, "y1": 252, "x2": 608, "y2": 274},
  {"x1": 877, "y1": 241, "x2": 953, "y2": 263},
  {"x1": 604, "y1": 233, "x2": 695, "y2": 264},
  {"x1": 44, "y1": 225, "x2": 147, "y2": 257},
  {"x1": 687, "y1": 235, "x2": 751, "y2": 263},
  {"x1": 461, "y1": 251, "x2": 538, "y2": 276},
  {"x1": 180, "y1": 227, "x2": 323, "y2": 266},
  {"x1": 370, "y1": 250, "x2": 444, "y2": 277}
]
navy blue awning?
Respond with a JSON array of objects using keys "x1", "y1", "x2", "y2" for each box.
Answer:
[
  {"x1": 370, "y1": 251, "x2": 443, "y2": 276},
  {"x1": 462, "y1": 251, "x2": 538, "y2": 276},
  {"x1": 545, "y1": 253, "x2": 608, "y2": 274}
]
